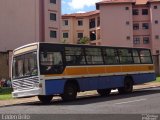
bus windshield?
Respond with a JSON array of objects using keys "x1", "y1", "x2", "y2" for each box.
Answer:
[{"x1": 12, "y1": 52, "x2": 38, "y2": 79}]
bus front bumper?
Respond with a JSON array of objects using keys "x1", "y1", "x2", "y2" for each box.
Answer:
[{"x1": 12, "y1": 88, "x2": 42, "y2": 98}]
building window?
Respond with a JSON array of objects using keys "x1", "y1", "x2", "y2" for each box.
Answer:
[
  {"x1": 77, "y1": 33, "x2": 83, "y2": 39},
  {"x1": 126, "y1": 21, "x2": 130, "y2": 25},
  {"x1": 155, "y1": 35, "x2": 159, "y2": 39},
  {"x1": 143, "y1": 37, "x2": 150, "y2": 44},
  {"x1": 133, "y1": 37, "x2": 140, "y2": 44},
  {"x1": 125, "y1": 7, "x2": 129, "y2": 10},
  {"x1": 78, "y1": 20, "x2": 83, "y2": 26},
  {"x1": 63, "y1": 32, "x2": 69, "y2": 38},
  {"x1": 63, "y1": 20, "x2": 68, "y2": 26},
  {"x1": 89, "y1": 18, "x2": 96, "y2": 29},
  {"x1": 50, "y1": 0, "x2": 56, "y2": 4},
  {"x1": 155, "y1": 20, "x2": 158, "y2": 24},
  {"x1": 156, "y1": 50, "x2": 159, "y2": 54},
  {"x1": 50, "y1": 30, "x2": 57, "y2": 38},
  {"x1": 90, "y1": 31, "x2": 96, "y2": 41},
  {"x1": 142, "y1": 23, "x2": 149, "y2": 29},
  {"x1": 50, "y1": 13, "x2": 56, "y2": 21},
  {"x1": 142, "y1": 9, "x2": 148, "y2": 15},
  {"x1": 133, "y1": 9, "x2": 139, "y2": 15},
  {"x1": 126, "y1": 36, "x2": 130, "y2": 40},
  {"x1": 154, "y1": 6, "x2": 158, "y2": 9},
  {"x1": 133, "y1": 23, "x2": 139, "y2": 30}
]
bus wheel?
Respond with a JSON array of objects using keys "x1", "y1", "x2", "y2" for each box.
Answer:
[
  {"x1": 97, "y1": 89, "x2": 111, "y2": 96},
  {"x1": 118, "y1": 77, "x2": 133, "y2": 94},
  {"x1": 61, "y1": 83, "x2": 77, "y2": 101},
  {"x1": 38, "y1": 95, "x2": 53, "y2": 104}
]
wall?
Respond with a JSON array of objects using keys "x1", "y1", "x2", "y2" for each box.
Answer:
[
  {"x1": 0, "y1": 52, "x2": 10, "y2": 79},
  {"x1": 100, "y1": 3, "x2": 133, "y2": 47},
  {"x1": 150, "y1": 2, "x2": 160, "y2": 55},
  {"x1": 43, "y1": 0, "x2": 61, "y2": 43},
  {"x1": 0, "y1": 0, "x2": 41, "y2": 51},
  {"x1": 61, "y1": 17, "x2": 76, "y2": 44}
]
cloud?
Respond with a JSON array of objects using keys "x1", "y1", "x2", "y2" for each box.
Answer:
[
  {"x1": 68, "y1": 0, "x2": 101, "y2": 10},
  {"x1": 62, "y1": 1, "x2": 66, "y2": 4},
  {"x1": 76, "y1": 11, "x2": 86, "y2": 13}
]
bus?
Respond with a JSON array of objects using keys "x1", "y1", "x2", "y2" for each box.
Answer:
[{"x1": 11, "y1": 42, "x2": 156, "y2": 103}]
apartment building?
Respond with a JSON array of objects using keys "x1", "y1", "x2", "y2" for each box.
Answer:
[
  {"x1": 96, "y1": 0, "x2": 160, "y2": 55},
  {"x1": 62, "y1": 0, "x2": 160, "y2": 55},
  {"x1": 0, "y1": 0, "x2": 61, "y2": 51},
  {"x1": 62, "y1": 10, "x2": 101, "y2": 45},
  {"x1": 0, "y1": 0, "x2": 61, "y2": 79}
]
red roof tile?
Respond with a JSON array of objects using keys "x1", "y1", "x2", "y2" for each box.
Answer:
[
  {"x1": 62, "y1": 10, "x2": 100, "y2": 18},
  {"x1": 97, "y1": 0, "x2": 135, "y2": 4},
  {"x1": 97, "y1": 0, "x2": 160, "y2": 5},
  {"x1": 149, "y1": 0, "x2": 160, "y2": 3},
  {"x1": 136, "y1": 0, "x2": 148, "y2": 4}
]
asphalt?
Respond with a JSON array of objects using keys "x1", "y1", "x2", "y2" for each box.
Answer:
[
  {"x1": 0, "y1": 83, "x2": 160, "y2": 120},
  {"x1": 0, "y1": 83, "x2": 160, "y2": 114}
]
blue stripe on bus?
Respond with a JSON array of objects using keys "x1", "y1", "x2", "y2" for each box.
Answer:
[
  {"x1": 45, "y1": 73, "x2": 156, "y2": 95},
  {"x1": 45, "y1": 80, "x2": 66, "y2": 95},
  {"x1": 133, "y1": 73, "x2": 156, "y2": 84}
]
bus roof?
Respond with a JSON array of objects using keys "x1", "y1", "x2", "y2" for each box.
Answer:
[
  {"x1": 39, "y1": 42, "x2": 151, "y2": 50},
  {"x1": 13, "y1": 42, "x2": 39, "y2": 55},
  {"x1": 13, "y1": 42, "x2": 151, "y2": 54}
]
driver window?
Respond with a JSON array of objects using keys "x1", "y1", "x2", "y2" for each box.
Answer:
[{"x1": 40, "y1": 52, "x2": 63, "y2": 74}]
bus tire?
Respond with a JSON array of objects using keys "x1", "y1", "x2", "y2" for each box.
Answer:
[
  {"x1": 38, "y1": 95, "x2": 53, "y2": 104},
  {"x1": 118, "y1": 77, "x2": 133, "y2": 94},
  {"x1": 97, "y1": 89, "x2": 111, "y2": 96},
  {"x1": 61, "y1": 82, "x2": 77, "y2": 101}
]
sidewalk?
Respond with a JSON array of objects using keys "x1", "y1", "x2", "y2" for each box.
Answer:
[{"x1": 0, "y1": 82, "x2": 160, "y2": 107}]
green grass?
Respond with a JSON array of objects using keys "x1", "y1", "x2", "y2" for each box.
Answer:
[
  {"x1": 0, "y1": 88, "x2": 13, "y2": 100},
  {"x1": 156, "y1": 77, "x2": 160, "y2": 82}
]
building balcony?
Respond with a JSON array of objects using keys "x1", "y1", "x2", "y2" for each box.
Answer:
[{"x1": 133, "y1": 29, "x2": 150, "y2": 36}]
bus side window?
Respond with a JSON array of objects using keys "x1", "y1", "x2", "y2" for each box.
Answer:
[
  {"x1": 118, "y1": 49, "x2": 133, "y2": 64},
  {"x1": 85, "y1": 47, "x2": 103, "y2": 65},
  {"x1": 40, "y1": 52, "x2": 64, "y2": 74},
  {"x1": 65, "y1": 47, "x2": 86, "y2": 65},
  {"x1": 132, "y1": 49, "x2": 140, "y2": 64},
  {"x1": 139, "y1": 50, "x2": 152, "y2": 64},
  {"x1": 103, "y1": 48, "x2": 119, "y2": 65}
]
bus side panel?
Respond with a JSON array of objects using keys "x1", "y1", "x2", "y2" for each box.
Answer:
[
  {"x1": 45, "y1": 79, "x2": 66, "y2": 95},
  {"x1": 44, "y1": 76, "x2": 125, "y2": 95},
  {"x1": 77, "y1": 76, "x2": 124, "y2": 91},
  {"x1": 133, "y1": 73, "x2": 156, "y2": 85},
  {"x1": 44, "y1": 73, "x2": 155, "y2": 95}
]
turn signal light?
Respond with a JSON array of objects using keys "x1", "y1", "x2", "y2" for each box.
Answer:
[{"x1": 39, "y1": 83, "x2": 42, "y2": 88}]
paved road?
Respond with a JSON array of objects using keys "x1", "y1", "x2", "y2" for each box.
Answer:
[{"x1": 0, "y1": 87, "x2": 160, "y2": 114}]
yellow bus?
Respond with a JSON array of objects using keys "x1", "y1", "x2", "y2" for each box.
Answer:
[{"x1": 11, "y1": 43, "x2": 156, "y2": 103}]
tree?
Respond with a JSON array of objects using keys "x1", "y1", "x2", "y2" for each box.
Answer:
[
  {"x1": 78, "y1": 37, "x2": 90, "y2": 44},
  {"x1": 61, "y1": 39, "x2": 67, "y2": 44}
]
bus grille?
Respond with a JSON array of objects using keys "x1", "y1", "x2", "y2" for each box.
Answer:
[{"x1": 12, "y1": 76, "x2": 39, "y2": 90}]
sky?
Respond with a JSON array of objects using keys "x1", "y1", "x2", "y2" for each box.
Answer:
[{"x1": 62, "y1": 0, "x2": 101, "y2": 14}]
